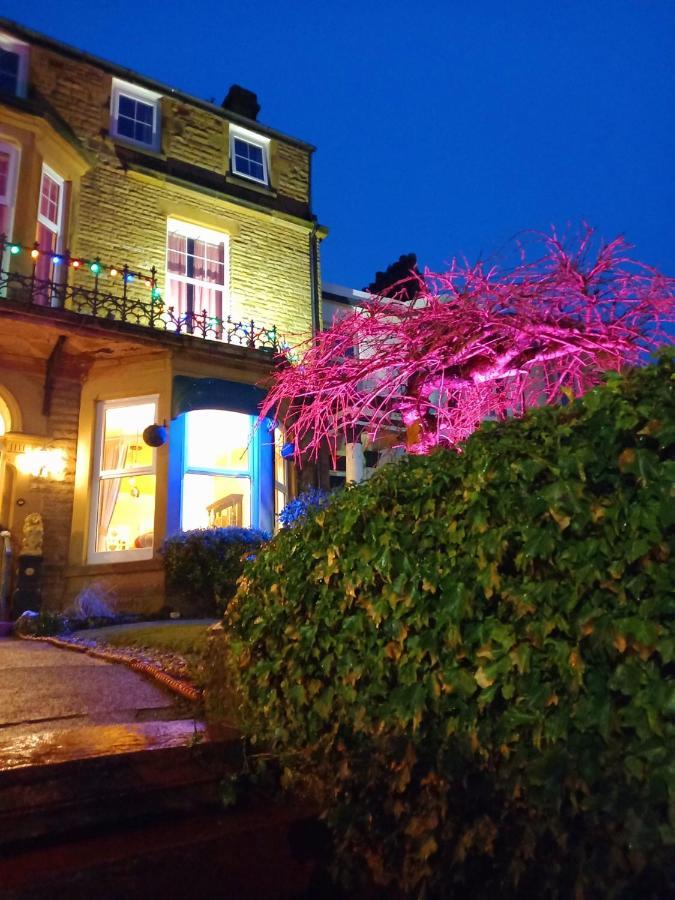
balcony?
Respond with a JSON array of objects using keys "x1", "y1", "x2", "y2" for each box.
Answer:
[{"x1": 0, "y1": 238, "x2": 279, "y2": 352}]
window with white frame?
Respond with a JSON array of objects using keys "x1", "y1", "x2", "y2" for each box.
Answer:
[
  {"x1": 181, "y1": 409, "x2": 255, "y2": 530},
  {"x1": 166, "y1": 219, "x2": 229, "y2": 337},
  {"x1": 34, "y1": 164, "x2": 66, "y2": 304},
  {"x1": 89, "y1": 398, "x2": 157, "y2": 562},
  {"x1": 110, "y1": 78, "x2": 161, "y2": 151},
  {"x1": 229, "y1": 125, "x2": 269, "y2": 185},
  {"x1": 0, "y1": 34, "x2": 28, "y2": 98},
  {"x1": 273, "y1": 427, "x2": 289, "y2": 528},
  {"x1": 0, "y1": 142, "x2": 20, "y2": 241}
]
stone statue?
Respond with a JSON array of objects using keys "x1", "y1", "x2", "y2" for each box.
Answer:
[{"x1": 20, "y1": 512, "x2": 44, "y2": 556}]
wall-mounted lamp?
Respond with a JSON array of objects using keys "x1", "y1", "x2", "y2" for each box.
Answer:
[{"x1": 16, "y1": 448, "x2": 67, "y2": 481}]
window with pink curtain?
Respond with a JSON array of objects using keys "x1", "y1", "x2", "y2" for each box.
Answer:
[
  {"x1": 0, "y1": 146, "x2": 17, "y2": 243},
  {"x1": 166, "y1": 227, "x2": 227, "y2": 338}
]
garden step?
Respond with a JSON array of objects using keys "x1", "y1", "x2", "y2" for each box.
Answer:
[{"x1": 0, "y1": 720, "x2": 242, "y2": 849}]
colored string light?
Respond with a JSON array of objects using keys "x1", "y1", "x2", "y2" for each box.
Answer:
[{"x1": 3, "y1": 239, "x2": 156, "y2": 290}]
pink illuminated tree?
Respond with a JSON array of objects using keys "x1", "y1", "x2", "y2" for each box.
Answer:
[{"x1": 262, "y1": 228, "x2": 674, "y2": 461}]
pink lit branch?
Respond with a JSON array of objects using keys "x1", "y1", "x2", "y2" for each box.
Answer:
[{"x1": 261, "y1": 228, "x2": 674, "y2": 462}]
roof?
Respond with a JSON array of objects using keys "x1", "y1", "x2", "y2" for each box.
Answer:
[
  {"x1": 322, "y1": 282, "x2": 371, "y2": 305},
  {"x1": 0, "y1": 17, "x2": 316, "y2": 153}
]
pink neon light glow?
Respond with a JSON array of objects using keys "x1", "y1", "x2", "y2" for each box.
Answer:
[{"x1": 262, "y1": 228, "x2": 674, "y2": 462}]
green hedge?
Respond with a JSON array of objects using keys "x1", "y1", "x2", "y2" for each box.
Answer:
[
  {"x1": 161, "y1": 527, "x2": 268, "y2": 617},
  {"x1": 225, "y1": 353, "x2": 675, "y2": 898}
]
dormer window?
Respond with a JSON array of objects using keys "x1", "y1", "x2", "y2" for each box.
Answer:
[
  {"x1": 110, "y1": 78, "x2": 161, "y2": 151},
  {"x1": 0, "y1": 33, "x2": 28, "y2": 98},
  {"x1": 229, "y1": 125, "x2": 269, "y2": 185}
]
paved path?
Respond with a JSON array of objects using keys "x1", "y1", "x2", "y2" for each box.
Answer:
[{"x1": 0, "y1": 639, "x2": 179, "y2": 736}]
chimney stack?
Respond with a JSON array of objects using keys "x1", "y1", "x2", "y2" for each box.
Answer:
[{"x1": 222, "y1": 85, "x2": 260, "y2": 121}]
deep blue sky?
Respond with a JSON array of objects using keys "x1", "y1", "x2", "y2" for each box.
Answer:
[{"x1": 7, "y1": 0, "x2": 674, "y2": 286}]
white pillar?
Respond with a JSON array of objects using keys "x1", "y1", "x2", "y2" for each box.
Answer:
[{"x1": 345, "y1": 441, "x2": 365, "y2": 484}]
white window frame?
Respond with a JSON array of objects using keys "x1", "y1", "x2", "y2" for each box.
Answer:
[
  {"x1": 88, "y1": 395, "x2": 158, "y2": 564},
  {"x1": 229, "y1": 125, "x2": 270, "y2": 185},
  {"x1": 166, "y1": 218, "x2": 231, "y2": 330},
  {"x1": 0, "y1": 140, "x2": 20, "y2": 241},
  {"x1": 37, "y1": 163, "x2": 65, "y2": 244},
  {"x1": 0, "y1": 33, "x2": 29, "y2": 99},
  {"x1": 110, "y1": 78, "x2": 161, "y2": 152},
  {"x1": 273, "y1": 426, "x2": 289, "y2": 529}
]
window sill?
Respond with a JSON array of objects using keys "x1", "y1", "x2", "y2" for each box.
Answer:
[
  {"x1": 109, "y1": 133, "x2": 165, "y2": 159},
  {"x1": 225, "y1": 172, "x2": 277, "y2": 197},
  {"x1": 66, "y1": 556, "x2": 162, "y2": 578}
]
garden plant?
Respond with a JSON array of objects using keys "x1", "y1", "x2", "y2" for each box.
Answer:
[
  {"x1": 161, "y1": 526, "x2": 268, "y2": 616},
  {"x1": 225, "y1": 354, "x2": 674, "y2": 898},
  {"x1": 263, "y1": 228, "x2": 673, "y2": 458}
]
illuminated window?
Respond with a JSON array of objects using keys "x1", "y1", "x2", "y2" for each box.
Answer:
[
  {"x1": 0, "y1": 33, "x2": 28, "y2": 98},
  {"x1": 229, "y1": 125, "x2": 269, "y2": 185},
  {"x1": 110, "y1": 79, "x2": 161, "y2": 151},
  {"x1": 274, "y1": 427, "x2": 289, "y2": 528},
  {"x1": 166, "y1": 219, "x2": 229, "y2": 337},
  {"x1": 89, "y1": 398, "x2": 157, "y2": 562},
  {"x1": 181, "y1": 409, "x2": 254, "y2": 530}
]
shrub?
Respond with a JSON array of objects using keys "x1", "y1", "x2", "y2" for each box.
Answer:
[
  {"x1": 161, "y1": 527, "x2": 268, "y2": 616},
  {"x1": 225, "y1": 353, "x2": 675, "y2": 898},
  {"x1": 279, "y1": 487, "x2": 333, "y2": 528},
  {"x1": 13, "y1": 609, "x2": 70, "y2": 636}
]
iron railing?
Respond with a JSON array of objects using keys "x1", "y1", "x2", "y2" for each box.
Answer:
[{"x1": 0, "y1": 237, "x2": 279, "y2": 352}]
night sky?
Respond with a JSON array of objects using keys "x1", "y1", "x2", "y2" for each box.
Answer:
[{"x1": 7, "y1": 0, "x2": 674, "y2": 287}]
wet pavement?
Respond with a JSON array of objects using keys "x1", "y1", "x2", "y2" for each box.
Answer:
[{"x1": 0, "y1": 638, "x2": 196, "y2": 768}]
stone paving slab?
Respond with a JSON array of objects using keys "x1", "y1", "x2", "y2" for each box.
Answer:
[
  {"x1": 0, "y1": 639, "x2": 180, "y2": 740},
  {"x1": 0, "y1": 720, "x2": 212, "y2": 770}
]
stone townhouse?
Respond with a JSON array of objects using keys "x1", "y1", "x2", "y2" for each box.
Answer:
[{"x1": 0, "y1": 18, "x2": 326, "y2": 613}]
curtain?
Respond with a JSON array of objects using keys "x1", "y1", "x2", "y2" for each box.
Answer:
[
  {"x1": 34, "y1": 223, "x2": 56, "y2": 306},
  {"x1": 97, "y1": 438, "x2": 128, "y2": 551}
]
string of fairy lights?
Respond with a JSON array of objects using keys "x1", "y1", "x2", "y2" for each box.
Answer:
[{"x1": 1, "y1": 237, "x2": 162, "y2": 300}]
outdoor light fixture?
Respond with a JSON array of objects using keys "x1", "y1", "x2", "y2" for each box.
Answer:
[
  {"x1": 142, "y1": 422, "x2": 168, "y2": 447},
  {"x1": 16, "y1": 448, "x2": 67, "y2": 481}
]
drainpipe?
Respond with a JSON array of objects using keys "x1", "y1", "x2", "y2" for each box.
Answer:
[{"x1": 308, "y1": 221, "x2": 321, "y2": 336}]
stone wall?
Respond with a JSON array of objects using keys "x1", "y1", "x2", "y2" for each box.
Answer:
[{"x1": 26, "y1": 42, "x2": 315, "y2": 341}]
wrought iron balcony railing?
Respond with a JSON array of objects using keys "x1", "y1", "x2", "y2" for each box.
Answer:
[{"x1": 0, "y1": 238, "x2": 279, "y2": 352}]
